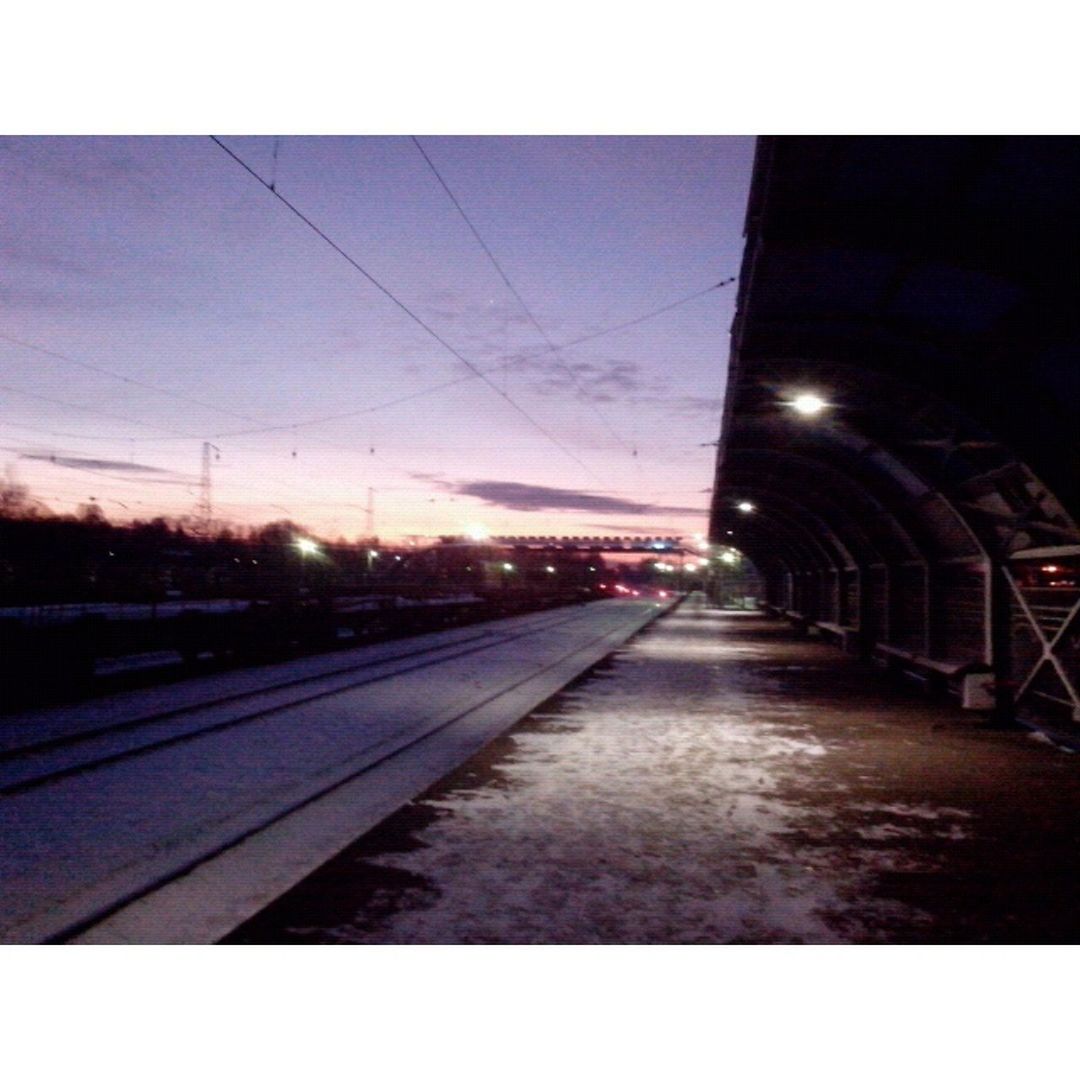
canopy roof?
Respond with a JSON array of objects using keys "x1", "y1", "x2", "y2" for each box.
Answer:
[{"x1": 710, "y1": 136, "x2": 1080, "y2": 573}]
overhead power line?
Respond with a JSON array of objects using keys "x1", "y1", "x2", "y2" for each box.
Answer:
[
  {"x1": 200, "y1": 279, "x2": 735, "y2": 440},
  {"x1": 4, "y1": 139, "x2": 736, "y2": 524},
  {"x1": 2, "y1": 277, "x2": 732, "y2": 447},
  {"x1": 0, "y1": 335, "x2": 440, "y2": 476},
  {"x1": 209, "y1": 135, "x2": 597, "y2": 481},
  {"x1": 0, "y1": 332, "x2": 263, "y2": 428},
  {"x1": 537, "y1": 278, "x2": 735, "y2": 351},
  {"x1": 0, "y1": 382, "x2": 201, "y2": 440},
  {"x1": 410, "y1": 135, "x2": 637, "y2": 453}
]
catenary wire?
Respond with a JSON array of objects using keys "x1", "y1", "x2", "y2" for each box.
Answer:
[
  {"x1": 209, "y1": 135, "x2": 598, "y2": 481},
  {"x1": 205, "y1": 277, "x2": 735, "y2": 439},
  {"x1": 4, "y1": 141, "x2": 732, "y2": 520},
  {"x1": 1, "y1": 277, "x2": 730, "y2": 445},
  {"x1": 0, "y1": 332, "x2": 264, "y2": 428},
  {"x1": 410, "y1": 135, "x2": 635, "y2": 453}
]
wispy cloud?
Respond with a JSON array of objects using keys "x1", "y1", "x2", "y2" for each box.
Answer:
[
  {"x1": 20, "y1": 453, "x2": 171, "y2": 473},
  {"x1": 530, "y1": 358, "x2": 656, "y2": 403},
  {"x1": 18, "y1": 452, "x2": 191, "y2": 485},
  {"x1": 444, "y1": 479, "x2": 704, "y2": 516}
]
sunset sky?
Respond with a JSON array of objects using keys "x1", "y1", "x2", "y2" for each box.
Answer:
[{"x1": 1, "y1": 136, "x2": 754, "y2": 540}]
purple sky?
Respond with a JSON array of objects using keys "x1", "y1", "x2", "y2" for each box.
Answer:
[{"x1": 1, "y1": 136, "x2": 754, "y2": 540}]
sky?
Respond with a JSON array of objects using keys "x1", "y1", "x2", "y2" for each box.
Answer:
[{"x1": 1, "y1": 136, "x2": 754, "y2": 541}]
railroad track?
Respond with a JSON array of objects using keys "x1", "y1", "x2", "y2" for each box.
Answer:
[
  {"x1": 0, "y1": 607, "x2": 587, "y2": 795},
  {"x1": 0, "y1": 599, "x2": 672, "y2": 943}
]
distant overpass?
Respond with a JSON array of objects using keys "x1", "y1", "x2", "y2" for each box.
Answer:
[{"x1": 440, "y1": 535, "x2": 694, "y2": 554}]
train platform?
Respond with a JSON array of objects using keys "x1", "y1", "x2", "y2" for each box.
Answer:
[{"x1": 229, "y1": 595, "x2": 1080, "y2": 944}]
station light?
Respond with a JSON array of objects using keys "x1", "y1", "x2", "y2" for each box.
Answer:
[
  {"x1": 294, "y1": 537, "x2": 320, "y2": 556},
  {"x1": 788, "y1": 392, "x2": 829, "y2": 417},
  {"x1": 502, "y1": 562, "x2": 515, "y2": 572},
  {"x1": 719, "y1": 551, "x2": 737, "y2": 565},
  {"x1": 464, "y1": 524, "x2": 490, "y2": 541},
  {"x1": 737, "y1": 501, "x2": 755, "y2": 514},
  {"x1": 545, "y1": 565, "x2": 557, "y2": 574}
]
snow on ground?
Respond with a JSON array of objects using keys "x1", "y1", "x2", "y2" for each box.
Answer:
[
  {"x1": 291, "y1": 600, "x2": 950, "y2": 944},
  {"x1": 0, "y1": 600, "x2": 669, "y2": 942}
]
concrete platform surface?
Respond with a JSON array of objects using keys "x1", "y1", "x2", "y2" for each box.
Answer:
[{"x1": 228, "y1": 596, "x2": 1080, "y2": 944}]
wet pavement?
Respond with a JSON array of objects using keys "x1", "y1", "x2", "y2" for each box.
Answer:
[{"x1": 226, "y1": 599, "x2": 1080, "y2": 944}]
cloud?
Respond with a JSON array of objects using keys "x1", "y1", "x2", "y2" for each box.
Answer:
[
  {"x1": 20, "y1": 453, "x2": 170, "y2": 473},
  {"x1": 446, "y1": 479, "x2": 705, "y2": 516},
  {"x1": 18, "y1": 453, "x2": 191, "y2": 484},
  {"x1": 528, "y1": 357, "x2": 654, "y2": 403}
]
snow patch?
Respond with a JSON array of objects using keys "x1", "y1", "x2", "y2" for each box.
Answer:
[{"x1": 318, "y1": 603, "x2": 933, "y2": 944}]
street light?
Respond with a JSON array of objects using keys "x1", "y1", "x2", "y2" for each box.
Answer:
[
  {"x1": 294, "y1": 536, "x2": 321, "y2": 595},
  {"x1": 737, "y1": 501, "x2": 755, "y2": 514}
]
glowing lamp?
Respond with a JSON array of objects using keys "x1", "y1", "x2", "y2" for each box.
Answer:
[{"x1": 790, "y1": 392, "x2": 828, "y2": 417}]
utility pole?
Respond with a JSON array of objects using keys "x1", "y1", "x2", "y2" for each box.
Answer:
[{"x1": 195, "y1": 442, "x2": 219, "y2": 538}]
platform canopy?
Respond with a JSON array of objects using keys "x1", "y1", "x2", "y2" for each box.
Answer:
[
  {"x1": 710, "y1": 137, "x2": 1080, "y2": 712},
  {"x1": 712, "y1": 136, "x2": 1080, "y2": 572}
]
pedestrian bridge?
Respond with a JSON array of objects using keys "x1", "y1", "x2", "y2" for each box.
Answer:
[
  {"x1": 444, "y1": 535, "x2": 691, "y2": 553},
  {"x1": 710, "y1": 137, "x2": 1080, "y2": 731}
]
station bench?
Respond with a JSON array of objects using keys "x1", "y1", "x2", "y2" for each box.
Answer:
[
  {"x1": 813, "y1": 621, "x2": 861, "y2": 653},
  {"x1": 760, "y1": 605, "x2": 997, "y2": 711},
  {"x1": 872, "y1": 643, "x2": 995, "y2": 709}
]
